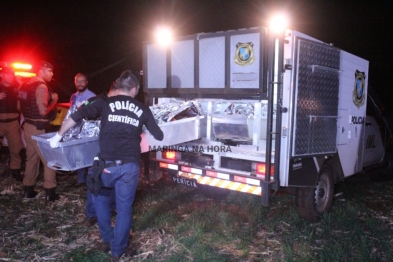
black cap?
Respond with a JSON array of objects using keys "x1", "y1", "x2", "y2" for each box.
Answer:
[
  {"x1": 0, "y1": 67, "x2": 15, "y2": 75},
  {"x1": 36, "y1": 60, "x2": 54, "y2": 70}
]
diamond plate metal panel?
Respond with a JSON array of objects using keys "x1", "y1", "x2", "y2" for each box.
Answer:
[{"x1": 294, "y1": 40, "x2": 340, "y2": 156}]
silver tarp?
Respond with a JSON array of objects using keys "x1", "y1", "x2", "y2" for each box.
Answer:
[
  {"x1": 149, "y1": 100, "x2": 204, "y2": 124},
  {"x1": 62, "y1": 99, "x2": 204, "y2": 141},
  {"x1": 61, "y1": 104, "x2": 101, "y2": 142}
]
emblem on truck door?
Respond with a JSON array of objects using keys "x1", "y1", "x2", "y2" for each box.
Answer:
[
  {"x1": 234, "y1": 42, "x2": 255, "y2": 66},
  {"x1": 353, "y1": 70, "x2": 366, "y2": 108}
]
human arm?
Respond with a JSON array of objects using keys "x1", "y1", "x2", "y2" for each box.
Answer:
[
  {"x1": 48, "y1": 117, "x2": 78, "y2": 148},
  {"x1": 70, "y1": 93, "x2": 76, "y2": 107},
  {"x1": 0, "y1": 92, "x2": 5, "y2": 100},
  {"x1": 48, "y1": 98, "x2": 102, "y2": 148},
  {"x1": 58, "y1": 117, "x2": 78, "y2": 136},
  {"x1": 145, "y1": 109, "x2": 164, "y2": 141},
  {"x1": 36, "y1": 83, "x2": 58, "y2": 117}
]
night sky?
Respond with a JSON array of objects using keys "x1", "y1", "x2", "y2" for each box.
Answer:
[{"x1": 1, "y1": 0, "x2": 392, "y2": 103}]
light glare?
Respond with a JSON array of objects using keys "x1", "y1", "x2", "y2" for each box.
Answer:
[
  {"x1": 12, "y1": 62, "x2": 32, "y2": 70},
  {"x1": 164, "y1": 151, "x2": 176, "y2": 160},
  {"x1": 269, "y1": 14, "x2": 288, "y2": 33},
  {"x1": 156, "y1": 27, "x2": 172, "y2": 46},
  {"x1": 15, "y1": 72, "x2": 36, "y2": 77}
]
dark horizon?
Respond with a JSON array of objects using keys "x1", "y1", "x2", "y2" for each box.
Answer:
[{"x1": 1, "y1": 0, "x2": 392, "y2": 102}]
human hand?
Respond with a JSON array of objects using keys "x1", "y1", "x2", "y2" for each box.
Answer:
[
  {"x1": 0, "y1": 92, "x2": 6, "y2": 100},
  {"x1": 51, "y1": 93, "x2": 59, "y2": 102},
  {"x1": 47, "y1": 132, "x2": 63, "y2": 148}
]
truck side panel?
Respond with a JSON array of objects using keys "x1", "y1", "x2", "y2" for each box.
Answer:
[
  {"x1": 280, "y1": 30, "x2": 341, "y2": 187},
  {"x1": 336, "y1": 51, "x2": 369, "y2": 177},
  {"x1": 280, "y1": 30, "x2": 323, "y2": 187}
]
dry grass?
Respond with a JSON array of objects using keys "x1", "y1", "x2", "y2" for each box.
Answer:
[
  {"x1": 0, "y1": 152, "x2": 186, "y2": 262},
  {"x1": 0, "y1": 150, "x2": 393, "y2": 261}
]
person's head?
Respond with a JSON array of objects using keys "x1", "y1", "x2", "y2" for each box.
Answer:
[
  {"x1": 35, "y1": 61, "x2": 54, "y2": 83},
  {"x1": 0, "y1": 67, "x2": 15, "y2": 87},
  {"x1": 74, "y1": 73, "x2": 88, "y2": 93},
  {"x1": 110, "y1": 70, "x2": 140, "y2": 98}
]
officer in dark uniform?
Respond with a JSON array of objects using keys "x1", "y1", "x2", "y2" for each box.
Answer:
[
  {"x1": 49, "y1": 70, "x2": 163, "y2": 260},
  {"x1": 0, "y1": 66, "x2": 24, "y2": 181},
  {"x1": 18, "y1": 61, "x2": 59, "y2": 201}
]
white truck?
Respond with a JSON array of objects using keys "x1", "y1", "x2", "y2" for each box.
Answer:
[
  {"x1": 34, "y1": 25, "x2": 392, "y2": 221},
  {"x1": 141, "y1": 26, "x2": 393, "y2": 221}
]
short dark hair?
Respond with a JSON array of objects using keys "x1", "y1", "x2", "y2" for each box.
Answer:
[
  {"x1": 74, "y1": 73, "x2": 87, "y2": 79},
  {"x1": 111, "y1": 70, "x2": 140, "y2": 92},
  {"x1": 35, "y1": 61, "x2": 54, "y2": 72}
]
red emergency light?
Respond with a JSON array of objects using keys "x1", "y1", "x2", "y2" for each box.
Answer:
[
  {"x1": 12, "y1": 62, "x2": 32, "y2": 70},
  {"x1": 11, "y1": 62, "x2": 36, "y2": 78},
  {"x1": 15, "y1": 72, "x2": 36, "y2": 77}
]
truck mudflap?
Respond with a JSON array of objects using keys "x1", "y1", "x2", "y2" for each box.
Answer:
[{"x1": 159, "y1": 161, "x2": 274, "y2": 196}]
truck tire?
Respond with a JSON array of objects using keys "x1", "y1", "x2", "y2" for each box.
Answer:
[
  {"x1": 369, "y1": 151, "x2": 393, "y2": 182},
  {"x1": 296, "y1": 164, "x2": 334, "y2": 221},
  {"x1": 198, "y1": 184, "x2": 230, "y2": 199}
]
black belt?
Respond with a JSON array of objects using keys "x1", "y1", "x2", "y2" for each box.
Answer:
[
  {"x1": 0, "y1": 117, "x2": 18, "y2": 123},
  {"x1": 104, "y1": 159, "x2": 135, "y2": 168}
]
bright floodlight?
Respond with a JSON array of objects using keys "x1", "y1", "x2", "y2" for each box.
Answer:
[
  {"x1": 156, "y1": 27, "x2": 173, "y2": 46},
  {"x1": 269, "y1": 14, "x2": 288, "y2": 33}
]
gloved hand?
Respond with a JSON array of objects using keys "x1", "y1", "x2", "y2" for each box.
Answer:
[{"x1": 47, "y1": 132, "x2": 63, "y2": 148}]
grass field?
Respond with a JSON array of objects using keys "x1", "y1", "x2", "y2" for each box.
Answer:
[{"x1": 0, "y1": 152, "x2": 393, "y2": 261}]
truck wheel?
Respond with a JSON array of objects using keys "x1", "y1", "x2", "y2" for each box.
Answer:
[
  {"x1": 369, "y1": 151, "x2": 393, "y2": 182},
  {"x1": 198, "y1": 184, "x2": 230, "y2": 199},
  {"x1": 385, "y1": 151, "x2": 393, "y2": 172},
  {"x1": 296, "y1": 165, "x2": 334, "y2": 221}
]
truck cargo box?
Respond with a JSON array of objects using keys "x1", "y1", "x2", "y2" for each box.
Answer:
[
  {"x1": 32, "y1": 132, "x2": 99, "y2": 171},
  {"x1": 33, "y1": 115, "x2": 206, "y2": 171},
  {"x1": 140, "y1": 115, "x2": 205, "y2": 152}
]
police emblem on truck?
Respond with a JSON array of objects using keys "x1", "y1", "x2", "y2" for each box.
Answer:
[
  {"x1": 234, "y1": 42, "x2": 255, "y2": 66},
  {"x1": 353, "y1": 70, "x2": 366, "y2": 108}
]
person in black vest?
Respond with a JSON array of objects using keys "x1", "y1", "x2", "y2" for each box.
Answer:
[
  {"x1": 0, "y1": 66, "x2": 24, "y2": 181},
  {"x1": 18, "y1": 61, "x2": 59, "y2": 201},
  {"x1": 49, "y1": 70, "x2": 163, "y2": 260}
]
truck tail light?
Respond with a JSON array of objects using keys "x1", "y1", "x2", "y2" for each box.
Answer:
[
  {"x1": 162, "y1": 151, "x2": 179, "y2": 160},
  {"x1": 255, "y1": 163, "x2": 274, "y2": 175}
]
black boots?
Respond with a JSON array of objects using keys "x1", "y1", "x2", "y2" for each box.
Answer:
[
  {"x1": 45, "y1": 187, "x2": 59, "y2": 202},
  {"x1": 24, "y1": 186, "x2": 38, "y2": 198},
  {"x1": 11, "y1": 169, "x2": 23, "y2": 182},
  {"x1": 23, "y1": 186, "x2": 60, "y2": 201}
]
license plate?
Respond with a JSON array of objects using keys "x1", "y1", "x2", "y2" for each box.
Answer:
[{"x1": 172, "y1": 176, "x2": 197, "y2": 188}]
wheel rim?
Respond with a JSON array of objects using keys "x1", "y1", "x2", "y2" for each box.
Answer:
[{"x1": 314, "y1": 172, "x2": 331, "y2": 213}]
